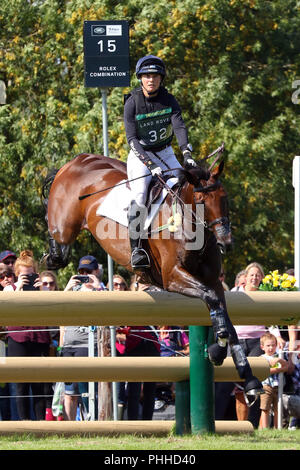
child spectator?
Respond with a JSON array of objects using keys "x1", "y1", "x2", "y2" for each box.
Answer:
[
  {"x1": 287, "y1": 344, "x2": 300, "y2": 429},
  {"x1": 259, "y1": 332, "x2": 289, "y2": 429},
  {"x1": 158, "y1": 326, "x2": 189, "y2": 357}
]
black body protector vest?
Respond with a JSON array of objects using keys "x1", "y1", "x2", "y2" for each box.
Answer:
[{"x1": 126, "y1": 87, "x2": 174, "y2": 151}]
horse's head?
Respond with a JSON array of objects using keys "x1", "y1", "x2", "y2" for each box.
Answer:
[{"x1": 192, "y1": 161, "x2": 232, "y2": 255}]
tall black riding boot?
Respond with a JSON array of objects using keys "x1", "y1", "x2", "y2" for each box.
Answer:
[{"x1": 128, "y1": 201, "x2": 150, "y2": 269}]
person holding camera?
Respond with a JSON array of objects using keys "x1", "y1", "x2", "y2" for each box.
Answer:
[
  {"x1": 64, "y1": 255, "x2": 106, "y2": 292},
  {"x1": 4, "y1": 250, "x2": 51, "y2": 420},
  {"x1": 60, "y1": 255, "x2": 103, "y2": 420},
  {"x1": 3, "y1": 250, "x2": 41, "y2": 292}
]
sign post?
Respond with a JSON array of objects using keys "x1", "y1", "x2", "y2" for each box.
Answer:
[{"x1": 84, "y1": 20, "x2": 130, "y2": 421}]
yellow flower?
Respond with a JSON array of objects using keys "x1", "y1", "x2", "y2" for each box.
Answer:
[
  {"x1": 273, "y1": 280, "x2": 279, "y2": 287},
  {"x1": 281, "y1": 280, "x2": 292, "y2": 289},
  {"x1": 263, "y1": 275, "x2": 272, "y2": 283},
  {"x1": 271, "y1": 270, "x2": 279, "y2": 277}
]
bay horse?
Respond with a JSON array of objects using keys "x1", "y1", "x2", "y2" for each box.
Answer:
[{"x1": 43, "y1": 153, "x2": 262, "y2": 398}]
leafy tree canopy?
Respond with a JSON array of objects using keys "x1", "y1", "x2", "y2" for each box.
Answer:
[{"x1": 0, "y1": 0, "x2": 300, "y2": 287}]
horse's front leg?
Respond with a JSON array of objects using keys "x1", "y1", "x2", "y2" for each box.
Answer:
[
  {"x1": 165, "y1": 263, "x2": 230, "y2": 359},
  {"x1": 42, "y1": 231, "x2": 70, "y2": 270}
]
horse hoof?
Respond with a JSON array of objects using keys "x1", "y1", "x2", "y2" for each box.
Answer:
[
  {"x1": 208, "y1": 343, "x2": 227, "y2": 366},
  {"x1": 41, "y1": 253, "x2": 67, "y2": 270}
]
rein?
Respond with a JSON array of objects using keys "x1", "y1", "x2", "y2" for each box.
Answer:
[{"x1": 156, "y1": 174, "x2": 207, "y2": 229}]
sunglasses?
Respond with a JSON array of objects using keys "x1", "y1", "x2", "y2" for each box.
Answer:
[
  {"x1": 79, "y1": 269, "x2": 93, "y2": 275},
  {"x1": 42, "y1": 281, "x2": 55, "y2": 287},
  {"x1": 113, "y1": 282, "x2": 126, "y2": 287},
  {"x1": 3, "y1": 260, "x2": 15, "y2": 266},
  {"x1": 0, "y1": 272, "x2": 14, "y2": 280}
]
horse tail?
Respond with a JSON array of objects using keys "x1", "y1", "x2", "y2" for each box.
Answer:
[{"x1": 42, "y1": 169, "x2": 59, "y2": 211}]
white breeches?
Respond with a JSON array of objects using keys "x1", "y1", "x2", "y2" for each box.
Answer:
[{"x1": 127, "y1": 146, "x2": 183, "y2": 206}]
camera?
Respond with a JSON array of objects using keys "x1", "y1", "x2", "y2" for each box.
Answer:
[
  {"x1": 74, "y1": 275, "x2": 90, "y2": 283},
  {"x1": 23, "y1": 273, "x2": 39, "y2": 291}
]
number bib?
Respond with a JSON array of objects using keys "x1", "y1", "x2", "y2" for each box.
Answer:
[{"x1": 135, "y1": 107, "x2": 173, "y2": 150}]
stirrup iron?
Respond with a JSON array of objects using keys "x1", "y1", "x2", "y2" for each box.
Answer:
[{"x1": 131, "y1": 247, "x2": 150, "y2": 269}]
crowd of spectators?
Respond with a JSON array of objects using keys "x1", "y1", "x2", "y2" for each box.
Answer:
[{"x1": 0, "y1": 249, "x2": 299, "y2": 429}]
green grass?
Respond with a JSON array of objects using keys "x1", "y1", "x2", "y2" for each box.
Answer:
[{"x1": 0, "y1": 429, "x2": 299, "y2": 450}]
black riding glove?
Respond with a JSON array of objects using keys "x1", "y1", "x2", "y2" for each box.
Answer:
[{"x1": 183, "y1": 145, "x2": 197, "y2": 169}]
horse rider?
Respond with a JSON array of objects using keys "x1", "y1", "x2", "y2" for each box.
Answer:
[{"x1": 124, "y1": 55, "x2": 197, "y2": 270}]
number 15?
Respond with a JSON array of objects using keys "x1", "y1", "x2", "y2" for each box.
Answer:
[{"x1": 98, "y1": 40, "x2": 116, "y2": 53}]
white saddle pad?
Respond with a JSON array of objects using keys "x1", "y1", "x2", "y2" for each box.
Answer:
[{"x1": 96, "y1": 177, "x2": 178, "y2": 229}]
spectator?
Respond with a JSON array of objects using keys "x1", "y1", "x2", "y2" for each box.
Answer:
[
  {"x1": 287, "y1": 345, "x2": 300, "y2": 430},
  {"x1": 279, "y1": 269, "x2": 300, "y2": 353},
  {"x1": 159, "y1": 326, "x2": 189, "y2": 357},
  {"x1": 234, "y1": 262, "x2": 284, "y2": 425},
  {"x1": 64, "y1": 255, "x2": 106, "y2": 292},
  {"x1": 4, "y1": 250, "x2": 51, "y2": 420},
  {"x1": 0, "y1": 250, "x2": 17, "y2": 271},
  {"x1": 40, "y1": 270, "x2": 59, "y2": 291},
  {"x1": 4, "y1": 250, "x2": 41, "y2": 292},
  {"x1": 259, "y1": 333, "x2": 289, "y2": 428},
  {"x1": 0, "y1": 263, "x2": 18, "y2": 420},
  {"x1": 40, "y1": 271, "x2": 60, "y2": 421},
  {"x1": 123, "y1": 278, "x2": 162, "y2": 420},
  {"x1": 61, "y1": 255, "x2": 101, "y2": 420},
  {"x1": 231, "y1": 270, "x2": 247, "y2": 291},
  {"x1": 0, "y1": 265, "x2": 14, "y2": 420},
  {"x1": 157, "y1": 325, "x2": 189, "y2": 407},
  {"x1": 234, "y1": 263, "x2": 285, "y2": 350},
  {"x1": 215, "y1": 262, "x2": 285, "y2": 427},
  {"x1": 59, "y1": 325, "x2": 90, "y2": 420},
  {"x1": 0, "y1": 263, "x2": 16, "y2": 291},
  {"x1": 112, "y1": 275, "x2": 129, "y2": 420},
  {"x1": 111, "y1": 274, "x2": 129, "y2": 292}
]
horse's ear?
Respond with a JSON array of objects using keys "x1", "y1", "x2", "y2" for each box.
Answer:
[
  {"x1": 211, "y1": 159, "x2": 224, "y2": 179},
  {"x1": 182, "y1": 168, "x2": 210, "y2": 187}
]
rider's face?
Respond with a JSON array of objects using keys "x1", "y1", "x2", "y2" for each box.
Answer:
[{"x1": 141, "y1": 73, "x2": 162, "y2": 96}]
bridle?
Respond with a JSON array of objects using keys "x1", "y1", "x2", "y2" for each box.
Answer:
[{"x1": 193, "y1": 181, "x2": 230, "y2": 234}]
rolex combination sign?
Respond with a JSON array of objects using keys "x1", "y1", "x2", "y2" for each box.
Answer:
[{"x1": 83, "y1": 20, "x2": 130, "y2": 88}]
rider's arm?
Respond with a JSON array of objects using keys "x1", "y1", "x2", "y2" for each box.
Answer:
[
  {"x1": 169, "y1": 95, "x2": 189, "y2": 152},
  {"x1": 169, "y1": 95, "x2": 196, "y2": 167}
]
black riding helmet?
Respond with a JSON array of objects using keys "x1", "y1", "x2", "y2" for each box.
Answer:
[{"x1": 135, "y1": 55, "x2": 166, "y2": 79}]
